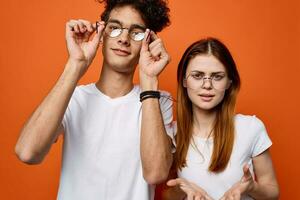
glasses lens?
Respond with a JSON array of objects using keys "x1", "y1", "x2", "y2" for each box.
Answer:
[
  {"x1": 211, "y1": 78, "x2": 229, "y2": 90},
  {"x1": 110, "y1": 29, "x2": 122, "y2": 37},
  {"x1": 106, "y1": 23, "x2": 122, "y2": 38},
  {"x1": 130, "y1": 32, "x2": 145, "y2": 41}
]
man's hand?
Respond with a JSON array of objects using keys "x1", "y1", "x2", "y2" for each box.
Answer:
[
  {"x1": 65, "y1": 19, "x2": 105, "y2": 77},
  {"x1": 138, "y1": 29, "x2": 170, "y2": 90},
  {"x1": 167, "y1": 178, "x2": 213, "y2": 200},
  {"x1": 220, "y1": 164, "x2": 255, "y2": 200}
]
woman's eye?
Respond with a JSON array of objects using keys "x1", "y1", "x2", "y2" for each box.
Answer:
[
  {"x1": 192, "y1": 73, "x2": 203, "y2": 79},
  {"x1": 213, "y1": 75, "x2": 224, "y2": 81}
]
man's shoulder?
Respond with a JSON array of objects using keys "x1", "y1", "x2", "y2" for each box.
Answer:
[
  {"x1": 72, "y1": 83, "x2": 97, "y2": 97},
  {"x1": 75, "y1": 83, "x2": 95, "y2": 93}
]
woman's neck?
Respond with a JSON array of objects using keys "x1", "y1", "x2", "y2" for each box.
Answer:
[{"x1": 192, "y1": 106, "x2": 217, "y2": 138}]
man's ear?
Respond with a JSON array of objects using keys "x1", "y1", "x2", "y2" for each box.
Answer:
[{"x1": 183, "y1": 78, "x2": 187, "y2": 88}]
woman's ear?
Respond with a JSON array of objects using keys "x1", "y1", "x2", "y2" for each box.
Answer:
[
  {"x1": 183, "y1": 78, "x2": 187, "y2": 88},
  {"x1": 226, "y1": 80, "x2": 232, "y2": 89}
]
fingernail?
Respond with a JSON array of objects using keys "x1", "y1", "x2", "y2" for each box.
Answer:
[
  {"x1": 146, "y1": 31, "x2": 150, "y2": 42},
  {"x1": 95, "y1": 22, "x2": 99, "y2": 33}
]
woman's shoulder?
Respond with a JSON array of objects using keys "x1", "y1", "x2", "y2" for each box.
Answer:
[
  {"x1": 234, "y1": 114, "x2": 272, "y2": 157},
  {"x1": 235, "y1": 114, "x2": 265, "y2": 127},
  {"x1": 234, "y1": 114, "x2": 268, "y2": 139}
]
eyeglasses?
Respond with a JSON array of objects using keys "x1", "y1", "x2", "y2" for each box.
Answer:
[
  {"x1": 185, "y1": 71, "x2": 231, "y2": 91},
  {"x1": 103, "y1": 22, "x2": 146, "y2": 41}
]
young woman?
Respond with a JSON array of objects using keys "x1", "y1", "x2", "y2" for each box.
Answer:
[{"x1": 163, "y1": 38, "x2": 279, "y2": 200}]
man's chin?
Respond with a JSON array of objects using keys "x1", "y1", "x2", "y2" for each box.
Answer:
[{"x1": 109, "y1": 62, "x2": 136, "y2": 74}]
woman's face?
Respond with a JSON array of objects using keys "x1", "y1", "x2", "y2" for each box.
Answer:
[{"x1": 184, "y1": 54, "x2": 231, "y2": 111}]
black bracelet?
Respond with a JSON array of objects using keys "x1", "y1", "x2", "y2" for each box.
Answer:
[{"x1": 140, "y1": 90, "x2": 160, "y2": 102}]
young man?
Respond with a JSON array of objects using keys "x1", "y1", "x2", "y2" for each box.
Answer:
[{"x1": 15, "y1": 0, "x2": 174, "y2": 199}]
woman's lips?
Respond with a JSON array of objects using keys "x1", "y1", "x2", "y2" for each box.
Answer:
[
  {"x1": 199, "y1": 94, "x2": 215, "y2": 102},
  {"x1": 111, "y1": 48, "x2": 130, "y2": 56}
]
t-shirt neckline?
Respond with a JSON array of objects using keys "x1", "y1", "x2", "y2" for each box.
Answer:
[{"x1": 91, "y1": 83, "x2": 139, "y2": 102}]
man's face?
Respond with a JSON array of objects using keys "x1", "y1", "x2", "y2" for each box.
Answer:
[{"x1": 102, "y1": 5, "x2": 146, "y2": 74}]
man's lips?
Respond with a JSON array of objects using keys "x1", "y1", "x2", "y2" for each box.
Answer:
[{"x1": 111, "y1": 48, "x2": 131, "y2": 56}]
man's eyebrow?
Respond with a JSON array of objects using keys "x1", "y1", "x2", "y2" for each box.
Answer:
[
  {"x1": 107, "y1": 19, "x2": 122, "y2": 25},
  {"x1": 107, "y1": 19, "x2": 146, "y2": 30},
  {"x1": 131, "y1": 24, "x2": 146, "y2": 30}
]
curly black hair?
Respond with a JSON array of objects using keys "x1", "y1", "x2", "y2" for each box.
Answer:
[{"x1": 96, "y1": 0, "x2": 170, "y2": 32}]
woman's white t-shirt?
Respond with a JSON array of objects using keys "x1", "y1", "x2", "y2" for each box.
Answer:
[{"x1": 178, "y1": 114, "x2": 272, "y2": 200}]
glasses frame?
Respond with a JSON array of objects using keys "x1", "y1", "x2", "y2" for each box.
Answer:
[
  {"x1": 96, "y1": 21, "x2": 147, "y2": 41},
  {"x1": 185, "y1": 72, "x2": 232, "y2": 91}
]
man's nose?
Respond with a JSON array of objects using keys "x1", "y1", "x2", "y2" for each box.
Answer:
[{"x1": 118, "y1": 28, "x2": 130, "y2": 46}]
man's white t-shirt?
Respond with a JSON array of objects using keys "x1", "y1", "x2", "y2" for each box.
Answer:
[
  {"x1": 178, "y1": 114, "x2": 272, "y2": 200},
  {"x1": 57, "y1": 83, "x2": 174, "y2": 200}
]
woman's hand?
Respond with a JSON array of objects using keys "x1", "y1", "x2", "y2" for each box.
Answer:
[
  {"x1": 167, "y1": 178, "x2": 213, "y2": 200},
  {"x1": 220, "y1": 164, "x2": 255, "y2": 200}
]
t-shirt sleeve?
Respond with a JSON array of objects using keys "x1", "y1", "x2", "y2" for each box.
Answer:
[
  {"x1": 62, "y1": 107, "x2": 69, "y2": 130},
  {"x1": 250, "y1": 116, "x2": 272, "y2": 157},
  {"x1": 62, "y1": 86, "x2": 80, "y2": 131},
  {"x1": 159, "y1": 91, "x2": 176, "y2": 152},
  {"x1": 55, "y1": 88, "x2": 77, "y2": 142}
]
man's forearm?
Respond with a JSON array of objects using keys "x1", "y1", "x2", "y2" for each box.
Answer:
[
  {"x1": 15, "y1": 59, "x2": 83, "y2": 164},
  {"x1": 140, "y1": 98, "x2": 173, "y2": 185}
]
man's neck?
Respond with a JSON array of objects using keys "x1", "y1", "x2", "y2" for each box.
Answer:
[{"x1": 95, "y1": 64, "x2": 135, "y2": 99}]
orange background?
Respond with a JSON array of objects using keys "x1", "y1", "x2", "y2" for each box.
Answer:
[{"x1": 1, "y1": 0, "x2": 299, "y2": 199}]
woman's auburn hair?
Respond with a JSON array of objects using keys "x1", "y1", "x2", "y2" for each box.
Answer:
[{"x1": 175, "y1": 38, "x2": 241, "y2": 173}]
